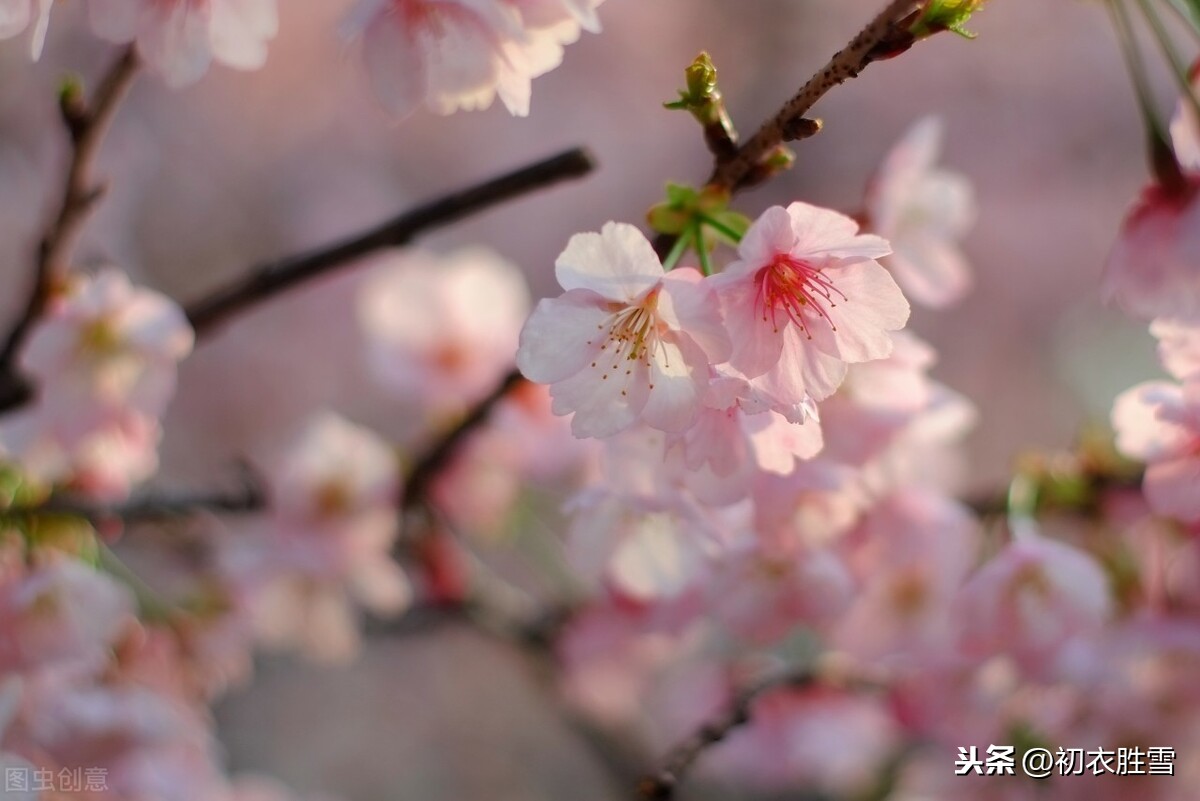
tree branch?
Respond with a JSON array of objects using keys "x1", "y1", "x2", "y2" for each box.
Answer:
[
  {"x1": 637, "y1": 660, "x2": 891, "y2": 800},
  {"x1": 0, "y1": 46, "x2": 140, "y2": 411},
  {"x1": 184, "y1": 148, "x2": 597, "y2": 337},
  {"x1": 709, "y1": 0, "x2": 925, "y2": 191},
  {"x1": 635, "y1": 668, "x2": 819, "y2": 801},
  {"x1": 400, "y1": 367, "x2": 527, "y2": 512},
  {"x1": 0, "y1": 480, "x2": 264, "y2": 525}
]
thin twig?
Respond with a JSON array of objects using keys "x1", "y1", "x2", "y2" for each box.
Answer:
[
  {"x1": 0, "y1": 46, "x2": 140, "y2": 411},
  {"x1": 635, "y1": 668, "x2": 819, "y2": 801},
  {"x1": 401, "y1": 367, "x2": 526, "y2": 512},
  {"x1": 710, "y1": 0, "x2": 925, "y2": 191},
  {"x1": 185, "y1": 148, "x2": 596, "y2": 336},
  {"x1": 638, "y1": 660, "x2": 892, "y2": 800}
]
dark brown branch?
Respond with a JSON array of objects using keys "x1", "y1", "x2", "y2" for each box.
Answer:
[
  {"x1": 401, "y1": 367, "x2": 527, "y2": 512},
  {"x1": 0, "y1": 482, "x2": 264, "y2": 525},
  {"x1": 185, "y1": 148, "x2": 596, "y2": 337},
  {"x1": 710, "y1": 0, "x2": 925, "y2": 192},
  {"x1": 0, "y1": 46, "x2": 140, "y2": 411},
  {"x1": 636, "y1": 668, "x2": 817, "y2": 801},
  {"x1": 636, "y1": 661, "x2": 895, "y2": 801}
]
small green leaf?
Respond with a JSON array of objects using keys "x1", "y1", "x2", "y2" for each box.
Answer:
[{"x1": 908, "y1": 0, "x2": 989, "y2": 40}]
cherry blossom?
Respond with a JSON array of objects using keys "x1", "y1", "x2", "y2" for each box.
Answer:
[
  {"x1": 954, "y1": 536, "x2": 1114, "y2": 670},
  {"x1": 833, "y1": 491, "x2": 980, "y2": 664},
  {"x1": 566, "y1": 490, "x2": 720, "y2": 604},
  {"x1": 1112, "y1": 379, "x2": 1200, "y2": 523},
  {"x1": 358, "y1": 247, "x2": 530, "y2": 412},
  {"x1": 865, "y1": 117, "x2": 976, "y2": 308},
  {"x1": 0, "y1": 559, "x2": 135, "y2": 674},
  {"x1": 1103, "y1": 76, "x2": 1200, "y2": 320},
  {"x1": 713, "y1": 203, "x2": 909, "y2": 406},
  {"x1": 517, "y1": 222, "x2": 731, "y2": 438},
  {"x1": 19, "y1": 269, "x2": 193, "y2": 426},
  {"x1": 0, "y1": 269, "x2": 191, "y2": 498},
  {"x1": 345, "y1": 0, "x2": 602, "y2": 117},
  {"x1": 247, "y1": 412, "x2": 410, "y2": 662},
  {"x1": 667, "y1": 366, "x2": 824, "y2": 489},
  {"x1": 88, "y1": 0, "x2": 279, "y2": 87},
  {"x1": 0, "y1": 0, "x2": 52, "y2": 58},
  {"x1": 714, "y1": 688, "x2": 900, "y2": 795}
]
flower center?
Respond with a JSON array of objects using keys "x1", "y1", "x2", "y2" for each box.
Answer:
[
  {"x1": 586, "y1": 291, "x2": 667, "y2": 395},
  {"x1": 77, "y1": 317, "x2": 124, "y2": 359},
  {"x1": 754, "y1": 254, "x2": 846, "y2": 338}
]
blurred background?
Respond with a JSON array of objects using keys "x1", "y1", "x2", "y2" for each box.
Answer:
[{"x1": 0, "y1": 1, "x2": 1182, "y2": 798}]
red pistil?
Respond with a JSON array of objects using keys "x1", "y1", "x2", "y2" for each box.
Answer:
[{"x1": 754, "y1": 254, "x2": 846, "y2": 338}]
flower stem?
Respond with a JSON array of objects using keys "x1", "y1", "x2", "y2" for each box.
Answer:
[
  {"x1": 1137, "y1": 0, "x2": 1200, "y2": 126},
  {"x1": 698, "y1": 213, "x2": 744, "y2": 243},
  {"x1": 661, "y1": 227, "x2": 692, "y2": 271},
  {"x1": 693, "y1": 223, "x2": 714, "y2": 277},
  {"x1": 1106, "y1": 0, "x2": 1174, "y2": 149}
]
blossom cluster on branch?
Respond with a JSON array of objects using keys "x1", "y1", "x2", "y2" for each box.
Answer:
[{"x1": 3, "y1": 1, "x2": 1200, "y2": 800}]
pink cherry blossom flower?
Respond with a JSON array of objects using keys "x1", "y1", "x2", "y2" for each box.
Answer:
[
  {"x1": 865, "y1": 117, "x2": 976, "y2": 307},
  {"x1": 710, "y1": 545, "x2": 854, "y2": 643},
  {"x1": 345, "y1": 0, "x2": 601, "y2": 117},
  {"x1": 0, "y1": 558, "x2": 135, "y2": 675},
  {"x1": 668, "y1": 368, "x2": 823, "y2": 488},
  {"x1": 0, "y1": 0, "x2": 52, "y2": 57},
  {"x1": 1151, "y1": 317, "x2": 1200, "y2": 381},
  {"x1": 517, "y1": 222, "x2": 731, "y2": 438},
  {"x1": 713, "y1": 688, "x2": 900, "y2": 795},
  {"x1": 0, "y1": 269, "x2": 191, "y2": 497},
  {"x1": 833, "y1": 491, "x2": 980, "y2": 664},
  {"x1": 1103, "y1": 181, "x2": 1200, "y2": 320},
  {"x1": 1103, "y1": 77, "x2": 1200, "y2": 320},
  {"x1": 88, "y1": 0, "x2": 278, "y2": 88},
  {"x1": 1112, "y1": 379, "x2": 1200, "y2": 523},
  {"x1": 0, "y1": 408, "x2": 162, "y2": 501},
  {"x1": 19, "y1": 268, "x2": 193, "y2": 432},
  {"x1": 566, "y1": 491, "x2": 719, "y2": 603},
  {"x1": 358, "y1": 247, "x2": 530, "y2": 411},
  {"x1": 674, "y1": 400, "x2": 823, "y2": 481},
  {"x1": 714, "y1": 202, "x2": 909, "y2": 406},
  {"x1": 557, "y1": 603, "x2": 687, "y2": 725},
  {"x1": 249, "y1": 412, "x2": 410, "y2": 662},
  {"x1": 954, "y1": 536, "x2": 1113, "y2": 670}
]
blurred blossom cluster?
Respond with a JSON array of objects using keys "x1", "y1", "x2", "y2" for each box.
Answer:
[{"x1": 1, "y1": 2, "x2": 1200, "y2": 801}]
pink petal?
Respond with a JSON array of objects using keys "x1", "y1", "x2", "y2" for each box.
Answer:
[
  {"x1": 786, "y1": 202, "x2": 891, "y2": 260},
  {"x1": 554, "y1": 222, "x2": 664, "y2": 301},
  {"x1": 550, "y1": 356, "x2": 649, "y2": 438},
  {"x1": 639, "y1": 336, "x2": 705, "y2": 433},
  {"x1": 657, "y1": 267, "x2": 731, "y2": 362},
  {"x1": 516, "y1": 289, "x2": 609, "y2": 383},
  {"x1": 1145, "y1": 455, "x2": 1200, "y2": 522},
  {"x1": 807, "y1": 260, "x2": 909, "y2": 363},
  {"x1": 734, "y1": 205, "x2": 797, "y2": 268}
]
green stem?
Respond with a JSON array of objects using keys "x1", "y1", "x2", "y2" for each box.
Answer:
[
  {"x1": 1107, "y1": 0, "x2": 1172, "y2": 145},
  {"x1": 662, "y1": 227, "x2": 691, "y2": 271},
  {"x1": 698, "y1": 213, "x2": 744, "y2": 243},
  {"x1": 1138, "y1": 0, "x2": 1200, "y2": 126},
  {"x1": 1160, "y1": 0, "x2": 1200, "y2": 43},
  {"x1": 693, "y1": 223, "x2": 714, "y2": 277}
]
